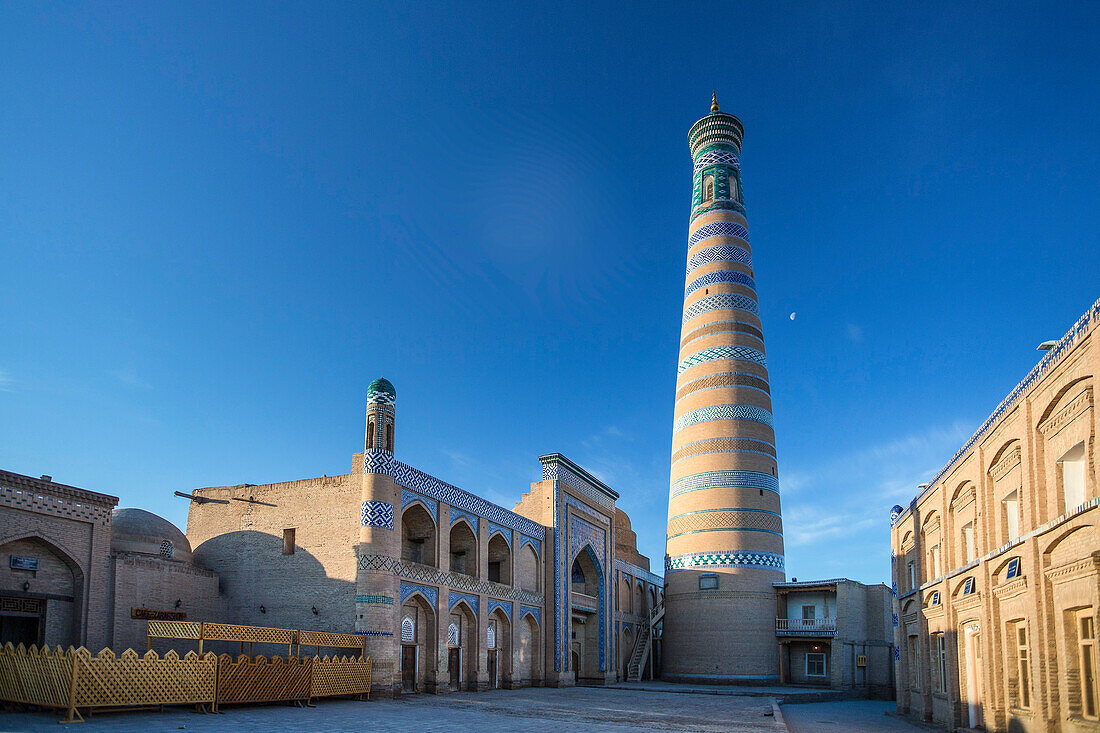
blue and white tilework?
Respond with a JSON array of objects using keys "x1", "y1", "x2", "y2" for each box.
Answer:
[
  {"x1": 686, "y1": 244, "x2": 753, "y2": 274},
  {"x1": 693, "y1": 149, "x2": 740, "y2": 172},
  {"x1": 449, "y1": 505, "x2": 479, "y2": 532},
  {"x1": 487, "y1": 521, "x2": 511, "y2": 545},
  {"x1": 520, "y1": 605, "x2": 541, "y2": 626},
  {"x1": 519, "y1": 534, "x2": 542, "y2": 555},
  {"x1": 678, "y1": 345, "x2": 767, "y2": 374},
  {"x1": 448, "y1": 590, "x2": 479, "y2": 616},
  {"x1": 672, "y1": 404, "x2": 774, "y2": 433},
  {"x1": 682, "y1": 293, "x2": 759, "y2": 323},
  {"x1": 685, "y1": 270, "x2": 756, "y2": 297},
  {"x1": 487, "y1": 598, "x2": 512, "y2": 621},
  {"x1": 360, "y1": 501, "x2": 394, "y2": 529},
  {"x1": 363, "y1": 450, "x2": 545, "y2": 539},
  {"x1": 401, "y1": 488, "x2": 439, "y2": 523},
  {"x1": 688, "y1": 221, "x2": 749, "y2": 249},
  {"x1": 665, "y1": 550, "x2": 785, "y2": 572},
  {"x1": 358, "y1": 554, "x2": 543, "y2": 605},
  {"x1": 400, "y1": 581, "x2": 438, "y2": 609},
  {"x1": 670, "y1": 469, "x2": 779, "y2": 498},
  {"x1": 542, "y1": 459, "x2": 615, "y2": 510}
]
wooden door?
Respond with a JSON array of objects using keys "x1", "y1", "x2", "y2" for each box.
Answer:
[
  {"x1": 401, "y1": 645, "x2": 418, "y2": 692},
  {"x1": 449, "y1": 648, "x2": 461, "y2": 690},
  {"x1": 487, "y1": 650, "x2": 497, "y2": 688}
]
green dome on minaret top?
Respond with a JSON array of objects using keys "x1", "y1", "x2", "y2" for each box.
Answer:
[{"x1": 366, "y1": 377, "x2": 396, "y2": 406}]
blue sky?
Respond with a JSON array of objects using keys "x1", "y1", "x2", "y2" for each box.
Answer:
[{"x1": 2, "y1": 3, "x2": 1097, "y2": 585}]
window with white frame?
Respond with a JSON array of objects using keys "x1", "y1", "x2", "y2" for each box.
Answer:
[
  {"x1": 907, "y1": 561, "x2": 916, "y2": 591},
  {"x1": 702, "y1": 174, "x2": 715, "y2": 203},
  {"x1": 401, "y1": 616, "x2": 415, "y2": 643},
  {"x1": 487, "y1": 620, "x2": 497, "y2": 651},
  {"x1": 934, "y1": 633, "x2": 948, "y2": 693},
  {"x1": 806, "y1": 652, "x2": 827, "y2": 677},
  {"x1": 1003, "y1": 490, "x2": 1020, "y2": 542},
  {"x1": 1059, "y1": 442, "x2": 1086, "y2": 512},
  {"x1": 962, "y1": 521, "x2": 976, "y2": 563},
  {"x1": 1013, "y1": 620, "x2": 1031, "y2": 709},
  {"x1": 1077, "y1": 610, "x2": 1097, "y2": 720},
  {"x1": 930, "y1": 544, "x2": 941, "y2": 579}
]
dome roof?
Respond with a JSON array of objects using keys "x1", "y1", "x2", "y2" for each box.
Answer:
[
  {"x1": 367, "y1": 377, "x2": 396, "y2": 406},
  {"x1": 111, "y1": 508, "x2": 192, "y2": 561}
]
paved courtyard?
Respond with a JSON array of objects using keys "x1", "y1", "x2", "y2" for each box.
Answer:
[
  {"x1": 1, "y1": 687, "x2": 785, "y2": 732},
  {"x1": 782, "y1": 700, "x2": 925, "y2": 733}
]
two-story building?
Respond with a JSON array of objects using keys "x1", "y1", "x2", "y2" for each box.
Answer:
[{"x1": 890, "y1": 298, "x2": 1100, "y2": 732}]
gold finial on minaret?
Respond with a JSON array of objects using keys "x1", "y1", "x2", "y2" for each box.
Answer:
[{"x1": 711, "y1": 91, "x2": 720, "y2": 112}]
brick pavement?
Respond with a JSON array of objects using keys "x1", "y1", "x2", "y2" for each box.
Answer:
[
  {"x1": 782, "y1": 700, "x2": 927, "y2": 733},
  {"x1": 1, "y1": 687, "x2": 786, "y2": 732}
]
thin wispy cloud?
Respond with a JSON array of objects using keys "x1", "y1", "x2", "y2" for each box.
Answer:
[{"x1": 0, "y1": 370, "x2": 12, "y2": 392}]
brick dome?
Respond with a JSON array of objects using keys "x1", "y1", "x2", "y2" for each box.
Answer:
[{"x1": 110, "y1": 508, "x2": 192, "y2": 562}]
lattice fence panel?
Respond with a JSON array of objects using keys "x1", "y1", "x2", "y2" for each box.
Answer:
[
  {"x1": 72, "y1": 648, "x2": 217, "y2": 709},
  {"x1": 310, "y1": 656, "x2": 371, "y2": 699},
  {"x1": 203, "y1": 623, "x2": 295, "y2": 645},
  {"x1": 216, "y1": 655, "x2": 312, "y2": 705},
  {"x1": 297, "y1": 630, "x2": 365, "y2": 652},
  {"x1": 0, "y1": 643, "x2": 73, "y2": 708},
  {"x1": 146, "y1": 621, "x2": 202, "y2": 640}
]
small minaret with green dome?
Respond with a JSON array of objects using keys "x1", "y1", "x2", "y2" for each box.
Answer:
[{"x1": 365, "y1": 377, "x2": 396, "y2": 453}]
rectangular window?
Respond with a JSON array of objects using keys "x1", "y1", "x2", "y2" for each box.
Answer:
[
  {"x1": 1014, "y1": 622, "x2": 1031, "y2": 709},
  {"x1": 1060, "y1": 443, "x2": 1087, "y2": 512},
  {"x1": 1006, "y1": 557, "x2": 1021, "y2": 580},
  {"x1": 962, "y1": 522, "x2": 975, "y2": 563},
  {"x1": 962, "y1": 577, "x2": 975, "y2": 595},
  {"x1": 1079, "y1": 611, "x2": 1097, "y2": 720},
  {"x1": 699, "y1": 573, "x2": 718, "y2": 590},
  {"x1": 907, "y1": 561, "x2": 916, "y2": 591},
  {"x1": 931, "y1": 544, "x2": 941, "y2": 579},
  {"x1": 806, "y1": 652, "x2": 827, "y2": 677},
  {"x1": 801, "y1": 605, "x2": 816, "y2": 621},
  {"x1": 1004, "y1": 490, "x2": 1020, "y2": 542},
  {"x1": 934, "y1": 634, "x2": 948, "y2": 693},
  {"x1": 488, "y1": 561, "x2": 501, "y2": 583},
  {"x1": 283, "y1": 528, "x2": 295, "y2": 555}
]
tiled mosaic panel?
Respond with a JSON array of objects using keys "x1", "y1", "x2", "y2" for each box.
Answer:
[
  {"x1": 677, "y1": 344, "x2": 767, "y2": 374},
  {"x1": 519, "y1": 534, "x2": 542, "y2": 555},
  {"x1": 691, "y1": 199, "x2": 746, "y2": 221},
  {"x1": 568, "y1": 513, "x2": 607, "y2": 566},
  {"x1": 542, "y1": 459, "x2": 614, "y2": 509},
  {"x1": 562, "y1": 496, "x2": 609, "y2": 672},
  {"x1": 666, "y1": 508, "x2": 783, "y2": 538},
  {"x1": 358, "y1": 554, "x2": 543, "y2": 605},
  {"x1": 401, "y1": 488, "x2": 439, "y2": 522},
  {"x1": 613, "y1": 558, "x2": 663, "y2": 588},
  {"x1": 688, "y1": 221, "x2": 749, "y2": 249},
  {"x1": 364, "y1": 450, "x2": 545, "y2": 539},
  {"x1": 366, "y1": 385, "x2": 396, "y2": 406},
  {"x1": 670, "y1": 469, "x2": 780, "y2": 498},
  {"x1": 360, "y1": 501, "x2": 394, "y2": 529},
  {"x1": 693, "y1": 149, "x2": 740, "y2": 172},
  {"x1": 682, "y1": 293, "x2": 759, "y2": 323},
  {"x1": 448, "y1": 590, "x2": 479, "y2": 616},
  {"x1": 399, "y1": 581, "x2": 438, "y2": 609},
  {"x1": 487, "y1": 598, "x2": 512, "y2": 621},
  {"x1": 665, "y1": 550, "x2": 785, "y2": 572},
  {"x1": 692, "y1": 165, "x2": 735, "y2": 209},
  {"x1": 354, "y1": 594, "x2": 394, "y2": 604},
  {"x1": 520, "y1": 605, "x2": 541, "y2": 626},
  {"x1": 487, "y1": 521, "x2": 511, "y2": 545},
  {"x1": 671, "y1": 436, "x2": 777, "y2": 464},
  {"x1": 685, "y1": 269, "x2": 756, "y2": 297},
  {"x1": 449, "y1": 505, "x2": 479, "y2": 532},
  {"x1": 673, "y1": 403, "x2": 774, "y2": 433},
  {"x1": 686, "y1": 244, "x2": 753, "y2": 275}
]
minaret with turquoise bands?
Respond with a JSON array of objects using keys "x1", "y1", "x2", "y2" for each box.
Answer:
[{"x1": 662, "y1": 94, "x2": 784, "y2": 683}]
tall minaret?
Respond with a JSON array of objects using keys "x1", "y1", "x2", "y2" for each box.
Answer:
[{"x1": 662, "y1": 94, "x2": 784, "y2": 683}]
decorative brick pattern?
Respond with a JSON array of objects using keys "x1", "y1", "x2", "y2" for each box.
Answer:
[
  {"x1": 671, "y1": 436, "x2": 777, "y2": 464},
  {"x1": 665, "y1": 550, "x2": 785, "y2": 572},
  {"x1": 686, "y1": 244, "x2": 753, "y2": 275},
  {"x1": 670, "y1": 469, "x2": 780, "y2": 498},
  {"x1": 363, "y1": 450, "x2": 545, "y2": 539},
  {"x1": 666, "y1": 508, "x2": 783, "y2": 538},
  {"x1": 687, "y1": 221, "x2": 750, "y2": 249},
  {"x1": 691, "y1": 199, "x2": 747, "y2": 221},
  {"x1": 677, "y1": 344, "x2": 767, "y2": 373},
  {"x1": 675, "y1": 371, "x2": 771, "y2": 401},
  {"x1": 673, "y1": 403, "x2": 773, "y2": 433},
  {"x1": 542, "y1": 460, "x2": 614, "y2": 510},
  {"x1": 693, "y1": 149, "x2": 740, "y2": 171},
  {"x1": 681, "y1": 321, "x2": 764, "y2": 349},
  {"x1": 360, "y1": 501, "x2": 394, "y2": 529}
]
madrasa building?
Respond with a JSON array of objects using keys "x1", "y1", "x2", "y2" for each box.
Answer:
[{"x1": 2, "y1": 96, "x2": 896, "y2": 698}]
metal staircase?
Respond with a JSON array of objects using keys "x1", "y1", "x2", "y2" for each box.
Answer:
[{"x1": 626, "y1": 601, "x2": 663, "y2": 682}]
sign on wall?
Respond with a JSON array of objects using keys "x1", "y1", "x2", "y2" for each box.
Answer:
[
  {"x1": 130, "y1": 608, "x2": 187, "y2": 621},
  {"x1": 9, "y1": 556, "x2": 39, "y2": 571}
]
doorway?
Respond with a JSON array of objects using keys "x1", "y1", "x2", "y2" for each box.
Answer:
[
  {"x1": 401, "y1": 645, "x2": 418, "y2": 693},
  {"x1": 488, "y1": 650, "x2": 498, "y2": 688},
  {"x1": 449, "y1": 647, "x2": 461, "y2": 689},
  {"x1": 964, "y1": 625, "x2": 984, "y2": 728},
  {"x1": 0, "y1": 596, "x2": 44, "y2": 646}
]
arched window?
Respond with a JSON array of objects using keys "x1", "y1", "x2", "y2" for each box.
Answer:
[
  {"x1": 703, "y1": 175, "x2": 715, "y2": 203},
  {"x1": 366, "y1": 420, "x2": 375, "y2": 449},
  {"x1": 386, "y1": 421, "x2": 394, "y2": 452},
  {"x1": 401, "y1": 616, "x2": 415, "y2": 643},
  {"x1": 487, "y1": 620, "x2": 497, "y2": 650},
  {"x1": 729, "y1": 172, "x2": 739, "y2": 202},
  {"x1": 448, "y1": 622, "x2": 460, "y2": 647}
]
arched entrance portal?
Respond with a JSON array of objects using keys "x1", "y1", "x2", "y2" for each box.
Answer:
[
  {"x1": 447, "y1": 599, "x2": 478, "y2": 691},
  {"x1": 569, "y1": 546, "x2": 604, "y2": 683},
  {"x1": 487, "y1": 608, "x2": 511, "y2": 688},
  {"x1": 399, "y1": 593, "x2": 436, "y2": 693},
  {"x1": 517, "y1": 612, "x2": 540, "y2": 686},
  {"x1": 0, "y1": 536, "x2": 83, "y2": 648}
]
